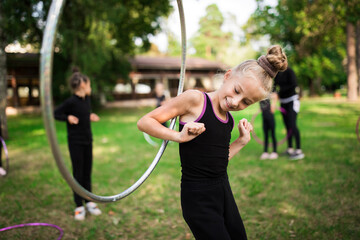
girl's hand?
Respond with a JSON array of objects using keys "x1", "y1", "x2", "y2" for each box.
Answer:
[
  {"x1": 90, "y1": 113, "x2": 100, "y2": 122},
  {"x1": 237, "y1": 118, "x2": 253, "y2": 146},
  {"x1": 178, "y1": 122, "x2": 206, "y2": 143},
  {"x1": 68, "y1": 115, "x2": 79, "y2": 125}
]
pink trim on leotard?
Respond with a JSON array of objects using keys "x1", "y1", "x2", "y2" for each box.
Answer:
[{"x1": 205, "y1": 92, "x2": 229, "y2": 124}]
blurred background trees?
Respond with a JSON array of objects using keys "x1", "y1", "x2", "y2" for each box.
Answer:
[
  {"x1": 52, "y1": 0, "x2": 172, "y2": 104},
  {"x1": 0, "y1": 0, "x2": 51, "y2": 138},
  {"x1": 243, "y1": 0, "x2": 360, "y2": 99},
  {"x1": 0, "y1": 0, "x2": 359, "y2": 137},
  {"x1": 0, "y1": 0, "x2": 171, "y2": 137}
]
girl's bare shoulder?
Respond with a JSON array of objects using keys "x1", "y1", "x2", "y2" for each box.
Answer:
[{"x1": 178, "y1": 89, "x2": 204, "y2": 105}]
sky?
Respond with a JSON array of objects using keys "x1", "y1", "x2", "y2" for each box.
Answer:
[{"x1": 149, "y1": 0, "x2": 278, "y2": 52}]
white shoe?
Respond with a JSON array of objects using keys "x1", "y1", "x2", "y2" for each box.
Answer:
[
  {"x1": 74, "y1": 206, "x2": 86, "y2": 221},
  {"x1": 269, "y1": 152, "x2": 279, "y2": 160},
  {"x1": 289, "y1": 150, "x2": 305, "y2": 160},
  {"x1": 86, "y1": 202, "x2": 102, "y2": 216},
  {"x1": 260, "y1": 152, "x2": 270, "y2": 160},
  {"x1": 0, "y1": 167, "x2": 7, "y2": 176}
]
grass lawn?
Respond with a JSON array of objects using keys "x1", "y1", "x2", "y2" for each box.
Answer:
[{"x1": 0, "y1": 98, "x2": 359, "y2": 239}]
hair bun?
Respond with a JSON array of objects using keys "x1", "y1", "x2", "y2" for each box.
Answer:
[
  {"x1": 266, "y1": 45, "x2": 288, "y2": 72},
  {"x1": 72, "y1": 66, "x2": 80, "y2": 73}
]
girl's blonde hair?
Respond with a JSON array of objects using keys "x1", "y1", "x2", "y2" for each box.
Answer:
[{"x1": 231, "y1": 45, "x2": 287, "y2": 96}]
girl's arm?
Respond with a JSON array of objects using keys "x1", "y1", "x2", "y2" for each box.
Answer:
[
  {"x1": 270, "y1": 92, "x2": 278, "y2": 114},
  {"x1": 54, "y1": 99, "x2": 70, "y2": 122},
  {"x1": 54, "y1": 98, "x2": 79, "y2": 124},
  {"x1": 137, "y1": 90, "x2": 206, "y2": 143},
  {"x1": 229, "y1": 118, "x2": 253, "y2": 160}
]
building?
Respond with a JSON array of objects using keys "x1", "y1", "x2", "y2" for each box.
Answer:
[
  {"x1": 129, "y1": 56, "x2": 227, "y2": 96},
  {"x1": 6, "y1": 53, "x2": 40, "y2": 107},
  {"x1": 5, "y1": 53, "x2": 228, "y2": 106}
]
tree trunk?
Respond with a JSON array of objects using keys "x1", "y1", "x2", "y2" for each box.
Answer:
[
  {"x1": 0, "y1": 3, "x2": 9, "y2": 139},
  {"x1": 346, "y1": 22, "x2": 358, "y2": 101},
  {"x1": 0, "y1": 46, "x2": 8, "y2": 140},
  {"x1": 309, "y1": 78, "x2": 316, "y2": 96}
]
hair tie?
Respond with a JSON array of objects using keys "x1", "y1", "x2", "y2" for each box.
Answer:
[{"x1": 257, "y1": 55, "x2": 278, "y2": 78}]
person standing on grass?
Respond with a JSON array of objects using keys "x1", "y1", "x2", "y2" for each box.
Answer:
[
  {"x1": 259, "y1": 98, "x2": 278, "y2": 160},
  {"x1": 273, "y1": 67, "x2": 305, "y2": 160},
  {"x1": 138, "y1": 45, "x2": 288, "y2": 240},
  {"x1": 0, "y1": 117, "x2": 6, "y2": 176},
  {"x1": 54, "y1": 67, "x2": 102, "y2": 221}
]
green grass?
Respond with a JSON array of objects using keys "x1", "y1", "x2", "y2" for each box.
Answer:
[{"x1": 0, "y1": 98, "x2": 359, "y2": 239}]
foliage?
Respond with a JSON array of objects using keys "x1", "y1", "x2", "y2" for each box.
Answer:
[
  {"x1": 166, "y1": 32, "x2": 182, "y2": 57},
  {"x1": 189, "y1": 4, "x2": 232, "y2": 60},
  {"x1": 0, "y1": 0, "x2": 52, "y2": 137},
  {"x1": 1, "y1": 0, "x2": 172, "y2": 103},
  {"x1": 0, "y1": 0, "x2": 50, "y2": 45},
  {"x1": 0, "y1": 99, "x2": 359, "y2": 239},
  {"x1": 243, "y1": 0, "x2": 359, "y2": 94},
  {"x1": 183, "y1": 4, "x2": 257, "y2": 67},
  {"x1": 54, "y1": 0, "x2": 172, "y2": 102}
]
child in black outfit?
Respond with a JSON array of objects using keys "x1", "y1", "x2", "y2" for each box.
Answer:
[
  {"x1": 138, "y1": 45, "x2": 288, "y2": 239},
  {"x1": 274, "y1": 67, "x2": 304, "y2": 160},
  {"x1": 54, "y1": 68, "x2": 102, "y2": 220},
  {"x1": 259, "y1": 99, "x2": 278, "y2": 160}
]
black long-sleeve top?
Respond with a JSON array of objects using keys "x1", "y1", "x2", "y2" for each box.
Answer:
[
  {"x1": 260, "y1": 99, "x2": 273, "y2": 120},
  {"x1": 274, "y1": 67, "x2": 298, "y2": 99},
  {"x1": 54, "y1": 95, "x2": 92, "y2": 144}
]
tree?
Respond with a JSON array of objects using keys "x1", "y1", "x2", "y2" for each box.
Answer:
[
  {"x1": 0, "y1": 0, "x2": 172, "y2": 134},
  {"x1": 166, "y1": 32, "x2": 182, "y2": 57},
  {"x1": 189, "y1": 4, "x2": 232, "y2": 61},
  {"x1": 345, "y1": 0, "x2": 360, "y2": 101},
  {"x1": 0, "y1": 0, "x2": 50, "y2": 139},
  {"x1": 54, "y1": 0, "x2": 172, "y2": 103},
  {"x1": 243, "y1": 0, "x2": 359, "y2": 97},
  {"x1": 347, "y1": 21, "x2": 357, "y2": 101}
]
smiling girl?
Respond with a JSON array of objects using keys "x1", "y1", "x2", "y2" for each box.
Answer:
[{"x1": 137, "y1": 45, "x2": 287, "y2": 239}]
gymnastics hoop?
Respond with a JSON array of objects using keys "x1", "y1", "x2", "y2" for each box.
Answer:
[
  {"x1": 250, "y1": 107, "x2": 288, "y2": 146},
  {"x1": 143, "y1": 133, "x2": 159, "y2": 147},
  {"x1": 356, "y1": 116, "x2": 360, "y2": 144},
  {"x1": 0, "y1": 223, "x2": 63, "y2": 240},
  {"x1": 40, "y1": 0, "x2": 187, "y2": 202},
  {"x1": 0, "y1": 136, "x2": 9, "y2": 175}
]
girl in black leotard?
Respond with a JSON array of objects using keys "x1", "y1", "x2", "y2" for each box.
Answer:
[
  {"x1": 54, "y1": 68, "x2": 102, "y2": 220},
  {"x1": 259, "y1": 99, "x2": 278, "y2": 160},
  {"x1": 274, "y1": 67, "x2": 304, "y2": 160},
  {"x1": 138, "y1": 45, "x2": 288, "y2": 239}
]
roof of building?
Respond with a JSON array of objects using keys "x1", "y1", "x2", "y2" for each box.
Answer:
[
  {"x1": 130, "y1": 56, "x2": 228, "y2": 71},
  {"x1": 6, "y1": 53, "x2": 39, "y2": 68},
  {"x1": 6, "y1": 53, "x2": 229, "y2": 71}
]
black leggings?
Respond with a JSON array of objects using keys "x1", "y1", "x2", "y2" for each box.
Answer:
[
  {"x1": 181, "y1": 176, "x2": 247, "y2": 240},
  {"x1": 68, "y1": 143, "x2": 93, "y2": 207},
  {"x1": 281, "y1": 101, "x2": 301, "y2": 149},
  {"x1": 262, "y1": 115, "x2": 277, "y2": 153}
]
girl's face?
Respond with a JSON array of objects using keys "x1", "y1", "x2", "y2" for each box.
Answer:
[
  {"x1": 82, "y1": 80, "x2": 92, "y2": 96},
  {"x1": 218, "y1": 70, "x2": 266, "y2": 112}
]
